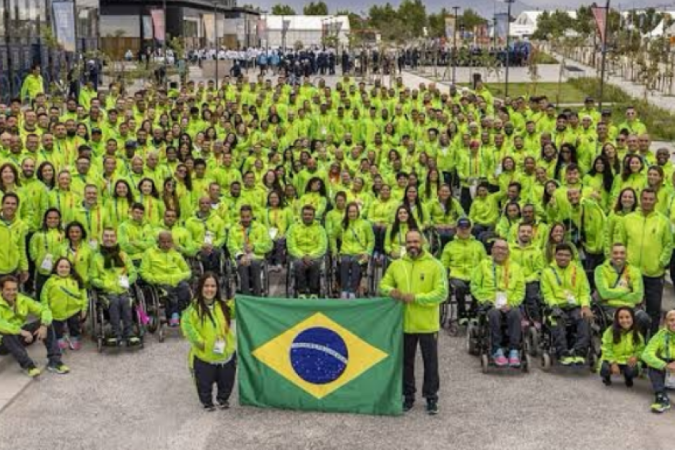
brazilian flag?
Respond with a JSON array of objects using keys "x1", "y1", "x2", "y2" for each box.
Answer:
[{"x1": 237, "y1": 295, "x2": 403, "y2": 416}]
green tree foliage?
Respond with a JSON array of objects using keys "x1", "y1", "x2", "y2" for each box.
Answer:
[
  {"x1": 271, "y1": 4, "x2": 296, "y2": 15},
  {"x1": 532, "y1": 10, "x2": 576, "y2": 40},
  {"x1": 397, "y1": 0, "x2": 427, "y2": 38},
  {"x1": 428, "y1": 8, "x2": 449, "y2": 38},
  {"x1": 303, "y1": 1, "x2": 328, "y2": 16},
  {"x1": 460, "y1": 8, "x2": 487, "y2": 31}
]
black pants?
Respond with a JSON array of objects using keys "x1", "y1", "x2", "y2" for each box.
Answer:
[
  {"x1": 162, "y1": 281, "x2": 191, "y2": 318},
  {"x1": 450, "y1": 278, "x2": 474, "y2": 320},
  {"x1": 193, "y1": 355, "x2": 236, "y2": 408},
  {"x1": 35, "y1": 272, "x2": 50, "y2": 300},
  {"x1": 340, "y1": 256, "x2": 362, "y2": 294},
  {"x1": 293, "y1": 258, "x2": 321, "y2": 296},
  {"x1": 460, "y1": 187, "x2": 473, "y2": 213},
  {"x1": 270, "y1": 238, "x2": 286, "y2": 266},
  {"x1": 584, "y1": 252, "x2": 604, "y2": 290},
  {"x1": 600, "y1": 361, "x2": 640, "y2": 382},
  {"x1": 488, "y1": 307, "x2": 522, "y2": 353},
  {"x1": 373, "y1": 225, "x2": 387, "y2": 255},
  {"x1": 198, "y1": 248, "x2": 223, "y2": 274},
  {"x1": 0, "y1": 321, "x2": 62, "y2": 369},
  {"x1": 524, "y1": 282, "x2": 542, "y2": 322},
  {"x1": 403, "y1": 333, "x2": 439, "y2": 403},
  {"x1": 643, "y1": 276, "x2": 664, "y2": 336},
  {"x1": 238, "y1": 259, "x2": 263, "y2": 296},
  {"x1": 648, "y1": 366, "x2": 673, "y2": 394},
  {"x1": 52, "y1": 314, "x2": 82, "y2": 340},
  {"x1": 550, "y1": 307, "x2": 589, "y2": 357},
  {"x1": 105, "y1": 293, "x2": 134, "y2": 339}
]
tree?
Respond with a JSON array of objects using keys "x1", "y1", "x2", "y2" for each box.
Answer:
[
  {"x1": 460, "y1": 8, "x2": 487, "y2": 31},
  {"x1": 303, "y1": 1, "x2": 328, "y2": 16},
  {"x1": 428, "y1": 8, "x2": 449, "y2": 38},
  {"x1": 271, "y1": 4, "x2": 295, "y2": 15},
  {"x1": 397, "y1": 0, "x2": 427, "y2": 38}
]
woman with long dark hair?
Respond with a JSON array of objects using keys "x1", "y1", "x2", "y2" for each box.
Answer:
[
  {"x1": 384, "y1": 205, "x2": 419, "y2": 260},
  {"x1": 599, "y1": 306, "x2": 644, "y2": 387},
  {"x1": 181, "y1": 272, "x2": 236, "y2": 411}
]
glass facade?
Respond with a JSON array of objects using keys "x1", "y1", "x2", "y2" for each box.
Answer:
[{"x1": 0, "y1": 0, "x2": 100, "y2": 102}]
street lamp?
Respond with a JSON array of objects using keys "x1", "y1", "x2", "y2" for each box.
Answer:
[
  {"x1": 452, "y1": 6, "x2": 460, "y2": 85},
  {"x1": 163, "y1": 0, "x2": 167, "y2": 90},
  {"x1": 214, "y1": 1, "x2": 219, "y2": 88},
  {"x1": 504, "y1": 0, "x2": 515, "y2": 98}
]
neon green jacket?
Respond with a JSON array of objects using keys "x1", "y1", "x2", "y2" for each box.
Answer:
[
  {"x1": 226, "y1": 222, "x2": 273, "y2": 260},
  {"x1": 541, "y1": 263, "x2": 591, "y2": 309},
  {"x1": 558, "y1": 199, "x2": 606, "y2": 255},
  {"x1": 29, "y1": 229, "x2": 65, "y2": 276},
  {"x1": 40, "y1": 275, "x2": 87, "y2": 320},
  {"x1": 139, "y1": 247, "x2": 191, "y2": 287},
  {"x1": 287, "y1": 222, "x2": 327, "y2": 259},
  {"x1": 470, "y1": 258, "x2": 526, "y2": 307},
  {"x1": 181, "y1": 301, "x2": 236, "y2": 364},
  {"x1": 427, "y1": 198, "x2": 465, "y2": 226},
  {"x1": 261, "y1": 206, "x2": 294, "y2": 239},
  {"x1": 600, "y1": 327, "x2": 645, "y2": 365},
  {"x1": 332, "y1": 218, "x2": 375, "y2": 256},
  {"x1": 366, "y1": 197, "x2": 398, "y2": 224},
  {"x1": 90, "y1": 249, "x2": 138, "y2": 295},
  {"x1": 185, "y1": 212, "x2": 227, "y2": 249},
  {"x1": 440, "y1": 235, "x2": 487, "y2": 281},
  {"x1": 20, "y1": 74, "x2": 44, "y2": 101},
  {"x1": 469, "y1": 194, "x2": 500, "y2": 226},
  {"x1": 145, "y1": 223, "x2": 197, "y2": 257},
  {"x1": 0, "y1": 293, "x2": 52, "y2": 337},
  {"x1": 594, "y1": 261, "x2": 644, "y2": 308},
  {"x1": 642, "y1": 329, "x2": 675, "y2": 370},
  {"x1": 118, "y1": 219, "x2": 155, "y2": 262},
  {"x1": 59, "y1": 242, "x2": 94, "y2": 286},
  {"x1": 614, "y1": 211, "x2": 673, "y2": 277},
  {"x1": 0, "y1": 215, "x2": 29, "y2": 273},
  {"x1": 379, "y1": 251, "x2": 448, "y2": 333},
  {"x1": 509, "y1": 243, "x2": 546, "y2": 283}
]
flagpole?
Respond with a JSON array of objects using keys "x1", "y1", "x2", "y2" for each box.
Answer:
[{"x1": 598, "y1": 0, "x2": 611, "y2": 111}]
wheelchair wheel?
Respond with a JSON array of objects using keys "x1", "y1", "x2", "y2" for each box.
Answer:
[
  {"x1": 439, "y1": 299, "x2": 449, "y2": 329},
  {"x1": 132, "y1": 288, "x2": 148, "y2": 339},
  {"x1": 541, "y1": 352, "x2": 552, "y2": 372},
  {"x1": 466, "y1": 322, "x2": 479, "y2": 356},
  {"x1": 139, "y1": 284, "x2": 162, "y2": 335},
  {"x1": 88, "y1": 291, "x2": 99, "y2": 342},
  {"x1": 480, "y1": 353, "x2": 489, "y2": 374},
  {"x1": 527, "y1": 326, "x2": 540, "y2": 357},
  {"x1": 522, "y1": 352, "x2": 532, "y2": 373}
]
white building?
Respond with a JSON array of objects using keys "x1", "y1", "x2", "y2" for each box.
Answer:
[
  {"x1": 260, "y1": 15, "x2": 350, "y2": 49},
  {"x1": 510, "y1": 10, "x2": 577, "y2": 38}
]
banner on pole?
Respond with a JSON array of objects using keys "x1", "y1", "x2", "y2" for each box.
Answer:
[
  {"x1": 204, "y1": 14, "x2": 215, "y2": 43},
  {"x1": 592, "y1": 5, "x2": 608, "y2": 44},
  {"x1": 151, "y1": 9, "x2": 166, "y2": 41},
  {"x1": 142, "y1": 16, "x2": 153, "y2": 40},
  {"x1": 445, "y1": 16, "x2": 456, "y2": 41},
  {"x1": 494, "y1": 13, "x2": 509, "y2": 44},
  {"x1": 52, "y1": 1, "x2": 76, "y2": 52}
]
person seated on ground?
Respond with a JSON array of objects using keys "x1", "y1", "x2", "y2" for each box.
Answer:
[
  {"x1": 185, "y1": 196, "x2": 227, "y2": 274},
  {"x1": 226, "y1": 205, "x2": 272, "y2": 296},
  {"x1": 0, "y1": 275, "x2": 69, "y2": 377},
  {"x1": 286, "y1": 205, "x2": 327, "y2": 299},
  {"x1": 89, "y1": 227, "x2": 140, "y2": 347},
  {"x1": 594, "y1": 243, "x2": 648, "y2": 333},
  {"x1": 140, "y1": 231, "x2": 191, "y2": 327},
  {"x1": 641, "y1": 309, "x2": 675, "y2": 414},
  {"x1": 440, "y1": 218, "x2": 487, "y2": 325},
  {"x1": 599, "y1": 306, "x2": 644, "y2": 388},
  {"x1": 331, "y1": 201, "x2": 375, "y2": 299},
  {"x1": 470, "y1": 239, "x2": 526, "y2": 367},
  {"x1": 181, "y1": 272, "x2": 236, "y2": 411},
  {"x1": 509, "y1": 223, "x2": 545, "y2": 326},
  {"x1": 541, "y1": 243, "x2": 593, "y2": 366},
  {"x1": 118, "y1": 202, "x2": 154, "y2": 266},
  {"x1": 40, "y1": 257, "x2": 87, "y2": 351}
]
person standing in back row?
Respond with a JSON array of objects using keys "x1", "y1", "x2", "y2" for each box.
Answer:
[{"x1": 380, "y1": 230, "x2": 448, "y2": 415}]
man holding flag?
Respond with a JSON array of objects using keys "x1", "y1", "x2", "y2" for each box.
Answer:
[{"x1": 380, "y1": 230, "x2": 448, "y2": 415}]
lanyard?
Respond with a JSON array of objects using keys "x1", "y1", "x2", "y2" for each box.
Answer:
[
  {"x1": 85, "y1": 207, "x2": 101, "y2": 236},
  {"x1": 552, "y1": 266, "x2": 577, "y2": 288},
  {"x1": 493, "y1": 263, "x2": 509, "y2": 290},
  {"x1": 612, "y1": 266, "x2": 628, "y2": 289},
  {"x1": 242, "y1": 225, "x2": 251, "y2": 244}
]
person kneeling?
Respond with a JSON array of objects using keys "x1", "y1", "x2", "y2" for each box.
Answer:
[
  {"x1": 471, "y1": 239, "x2": 526, "y2": 367},
  {"x1": 599, "y1": 306, "x2": 644, "y2": 387},
  {"x1": 642, "y1": 309, "x2": 675, "y2": 413},
  {"x1": 0, "y1": 275, "x2": 69, "y2": 377}
]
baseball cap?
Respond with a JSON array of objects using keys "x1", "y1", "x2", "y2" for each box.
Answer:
[{"x1": 457, "y1": 218, "x2": 472, "y2": 228}]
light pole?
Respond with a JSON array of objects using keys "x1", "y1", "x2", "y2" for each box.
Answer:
[
  {"x1": 452, "y1": 6, "x2": 460, "y2": 85},
  {"x1": 598, "y1": 0, "x2": 611, "y2": 111},
  {"x1": 213, "y1": 1, "x2": 219, "y2": 88},
  {"x1": 504, "y1": 0, "x2": 515, "y2": 97},
  {"x1": 163, "y1": 0, "x2": 167, "y2": 90}
]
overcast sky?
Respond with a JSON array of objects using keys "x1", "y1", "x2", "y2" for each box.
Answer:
[{"x1": 255, "y1": 0, "x2": 675, "y2": 16}]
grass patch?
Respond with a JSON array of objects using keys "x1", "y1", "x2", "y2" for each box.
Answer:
[
  {"x1": 460, "y1": 82, "x2": 588, "y2": 104},
  {"x1": 568, "y1": 77, "x2": 675, "y2": 141},
  {"x1": 536, "y1": 52, "x2": 559, "y2": 64}
]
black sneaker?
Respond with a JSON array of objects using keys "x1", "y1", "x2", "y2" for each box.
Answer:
[
  {"x1": 625, "y1": 377, "x2": 634, "y2": 388},
  {"x1": 217, "y1": 400, "x2": 230, "y2": 410},
  {"x1": 203, "y1": 404, "x2": 216, "y2": 412},
  {"x1": 403, "y1": 400, "x2": 414, "y2": 412},
  {"x1": 651, "y1": 394, "x2": 671, "y2": 413},
  {"x1": 602, "y1": 376, "x2": 612, "y2": 386},
  {"x1": 426, "y1": 400, "x2": 438, "y2": 416}
]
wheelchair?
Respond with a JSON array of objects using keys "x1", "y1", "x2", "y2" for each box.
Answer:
[
  {"x1": 539, "y1": 307, "x2": 598, "y2": 372},
  {"x1": 442, "y1": 279, "x2": 478, "y2": 336},
  {"x1": 465, "y1": 306, "x2": 532, "y2": 373},
  {"x1": 134, "y1": 280, "x2": 191, "y2": 343},
  {"x1": 226, "y1": 254, "x2": 270, "y2": 297},
  {"x1": 285, "y1": 255, "x2": 331, "y2": 298},
  {"x1": 330, "y1": 252, "x2": 376, "y2": 298},
  {"x1": 88, "y1": 285, "x2": 147, "y2": 353}
]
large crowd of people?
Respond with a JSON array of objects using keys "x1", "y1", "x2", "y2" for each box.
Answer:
[{"x1": 2, "y1": 63, "x2": 675, "y2": 415}]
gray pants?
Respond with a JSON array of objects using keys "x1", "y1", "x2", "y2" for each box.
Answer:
[
  {"x1": 106, "y1": 293, "x2": 133, "y2": 339},
  {"x1": 293, "y1": 258, "x2": 321, "y2": 296},
  {"x1": 550, "y1": 307, "x2": 589, "y2": 357},
  {"x1": 238, "y1": 259, "x2": 262, "y2": 296},
  {"x1": 160, "y1": 281, "x2": 191, "y2": 317},
  {"x1": 0, "y1": 321, "x2": 62, "y2": 369},
  {"x1": 488, "y1": 307, "x2": 522, "y2": 353},
  {"x1": 340, "y1": 256, "x2": 362, "y2": 294}
]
